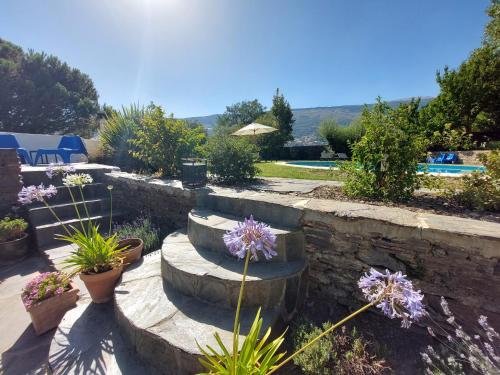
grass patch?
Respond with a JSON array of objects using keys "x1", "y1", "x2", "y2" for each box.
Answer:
[{"x1": 255, "y1": 162, "x2": 344, "y2": 181}]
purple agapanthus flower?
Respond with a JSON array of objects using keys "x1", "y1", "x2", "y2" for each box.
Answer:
[
  {"x1": 223, "y1": 215, "x2": 277, "y2": 261},
  {"x1": 358, "y1": 268, "x2": 426, "y2": 328},
  {"x1": 46, "y1": 162, "x2": 76, "y2": 179},
  {"x1": 18, "y1": 184, "x2": 58, "y2": 205}
]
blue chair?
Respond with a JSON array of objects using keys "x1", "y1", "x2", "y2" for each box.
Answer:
[
  {"x1": 0, "y1": 134, "x2": 33, "y2": 165},
  {"x1": 34, "y1": 135, "x2": 88, "y2": 165},
  {"x1": 434, "y1": 153, "x2": 447, "y2": 164},
  {"x1": 445, "y1": 153, "x2": 458, "y2": 164}
]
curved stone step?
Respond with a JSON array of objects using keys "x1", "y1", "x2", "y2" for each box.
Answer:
[
  {"x1": 115, "y1": 251, "x2": 283, "y2": 375},
  {"x1": 188, "y1": 208, "x2": 305, "y2": 262},
  {"x1": 162, "y1": 230, "x2": 307, "y2": 309}
]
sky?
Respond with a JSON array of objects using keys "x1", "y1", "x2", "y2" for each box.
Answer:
[{"x1": 0, "y1": 0, "x2": 491, "y2": 118}]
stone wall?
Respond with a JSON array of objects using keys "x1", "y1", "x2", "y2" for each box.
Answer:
[
  {"x1": 104, "y1": 172, "x2": 500, "y2": 328},
  {"x1": 0, "y1": 149, "x2": 23, "y2": 217}
]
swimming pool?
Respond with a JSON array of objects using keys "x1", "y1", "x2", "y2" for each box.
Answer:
[{"x1": 285, "y1": 161, "x2": 486, "y2": 174}]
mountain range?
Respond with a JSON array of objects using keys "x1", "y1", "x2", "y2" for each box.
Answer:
[{"x1": 185, "y1": 97, "x2": 433, "y2": 145}]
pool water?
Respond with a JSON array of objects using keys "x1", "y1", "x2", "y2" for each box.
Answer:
[{"x1": 285, "y1": 161, "x2": 486, "y2": 174}]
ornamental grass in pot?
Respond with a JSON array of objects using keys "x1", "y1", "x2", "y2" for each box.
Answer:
[
  {"x1": 0, "y1": 217, "x2": 29, "y2": 262},
  {"x1": 21, "y1": 271, "x2": 79, "y2": 335}
]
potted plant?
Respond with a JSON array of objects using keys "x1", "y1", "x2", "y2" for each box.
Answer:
[
  {"x1": 0, "y1": 217, "x2": 29, "y2": 262},
  {"x1": 116, "y1": 237, "x2": 143, "y2": 268},
  {"x1": 21, "y1": 271, "x2": 79, "y2": 335},
  {"x1": 17, "y1": 174, "x2": 123, "y2": 304},
  {"x1": 113, "y1": 216, "x2": 160, "y2": 265}
]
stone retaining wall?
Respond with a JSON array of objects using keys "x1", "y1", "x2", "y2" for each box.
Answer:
[{"x1": 104, "y1": 172, "x2": 500, "y2": 328}]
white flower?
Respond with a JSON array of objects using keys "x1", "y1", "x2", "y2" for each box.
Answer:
[{"x1": 62, "y1": 173, "x2": 93, "y2": 187}]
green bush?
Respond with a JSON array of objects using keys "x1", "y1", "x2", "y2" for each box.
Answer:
[
  {"x1": 343, "y1": 98, "x2": 427, "y2": 201},
  {"x1": 114, "y1": 216, "x2": 160, "y2": 254},
  {"x1": 203, "y1": 135, "x2": 259, "y2": 184},
  {"x1": 292, "y1": 322, "x2": 389, "y2": 375},
  {"x1": 130, "y1": 104, "x2": 206, "y2": 176},
  {"x1": 319, "y1": 117, "x2": 365, "y2": 156},
  {"x1": 451, "y1": 150, "x2": 500, "y2": 211},
  {"x1": 99, "y1": 104, "x2": 149, "y2": 172},
  {"x1": 0, "y1": 217, "x2": 28, "y2": 242}
]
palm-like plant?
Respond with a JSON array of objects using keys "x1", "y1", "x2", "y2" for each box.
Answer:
[{"x1": 60, "y1": 225, "x2": 122, "y2": 274}]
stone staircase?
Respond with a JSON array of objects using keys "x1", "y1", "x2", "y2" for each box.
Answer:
[{"x1": 112, "y1": 208, "x2": 308, "y2": 374}]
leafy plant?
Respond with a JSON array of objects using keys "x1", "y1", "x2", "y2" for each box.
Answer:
[
  {"x1": 319, "y1": 117, "x2": 365, "y2": 156},
  {"x1": 61, "y1": 225, "x2": 122, "y2": 274},
  {"x1": 21, "y1": 271, "x2": 71, "y2": 308},
  {"x1": 203, "y1": 135, "x2": 260, "y2": 184},
  {"x1": 422, "y1": 297, "x2": 500, "y2": 375},
  {"x1": 292, "y1": 323, "x2": 389, "y2": 375},
  {"x1": 114, "y1": 216, "x2": 160, "y2": 253},
  {"x1": 449, "y1": 150, "x2": 500, "y2": 211},
  {"x1": 130, "y1": 104, "x2": 206, "y2": 176},
  {"x1": 99, "y1": 104, "x2": 149, "y2": 171},
  {"x1": 0, "y1": 217, "x2": 28, "y2": 242},
  {"x1": 342, "y1": 98, "x2": 427, "y2": 201}
]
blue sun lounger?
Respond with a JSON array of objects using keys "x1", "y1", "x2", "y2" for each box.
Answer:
[
  {"x1": 0, "y1": 134, "x2": 34, "y2": 165},
  {"x1": 34, "y1": 135, "x2": 88, "y2": 165},
  {"x1": 444, "y1": 153, "x2": 458, "y2": 164}
]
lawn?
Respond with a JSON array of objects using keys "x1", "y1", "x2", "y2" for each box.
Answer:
[{"x1": 255, "y1": 162, "x2": 344, "y2": 181}]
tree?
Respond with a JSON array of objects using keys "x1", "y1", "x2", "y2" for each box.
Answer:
[
  {"x1": 318, "y1": 117, "x2": 365, "y2": 156},
  {"x1": 0, "y1": 38, "x2": 99, "y2": 136},
  {"x1": 257, "y1": 89, "x2": 295, "y2": 160},
  {"x1": 130, "y1": 104, "x2": 206, "y2": 176},
  {"x1": 216, "y1": 99, "x2": 265, "y2": 127},
  {"x1": 420, "y1": 1, "x2": 500, "y2": 144},
  {"x1": 343, "y1": 98, "x2": 427, "y2": 201}
]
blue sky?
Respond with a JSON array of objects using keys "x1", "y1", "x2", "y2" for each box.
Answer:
[{"x1": 0, "y1": 0, "x2": 490, "y2": 117}]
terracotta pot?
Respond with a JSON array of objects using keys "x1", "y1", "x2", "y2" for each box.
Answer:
[
  {"x1": 80, "y1": 265, "x2": 123, "y2": 303},
  {"x1": 117, "y1": 238, "x2": 144, "y2": 268},
  {"x1": 25, "y1": 282, "x2": 79, "y2": 335},
  {"x1": 0, "y1": 233, "x2": 29, "y2": 263}
]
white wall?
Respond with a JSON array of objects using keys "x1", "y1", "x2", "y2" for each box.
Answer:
[{"x1": 0, "y1": 132, "x2": 100, "y2": 163}]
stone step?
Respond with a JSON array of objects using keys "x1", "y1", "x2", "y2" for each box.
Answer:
[
  {"x1": 161, "y1": 230, "x2": 307, "y2": 310},
  {"x1": 188, "y1": 208, "x2": 305, "y2": 262},
  {"x1": 21, "y1": 164, "x2": 119, "y2": 186},
  {"x1": 33, "y1": 213, "x2": 121, "y2": 249},
  {"x1": 49, "y1": 302, "x2": 160, "y2": 375},
  {"x1": 28, "y1": 198, "x2": 110, "y2": 226},
  {"x1": 28, "y1": 183, "x2": 109, "y2": 206},
  {"x1": 115, "y1": 251, "x2": 283, "y2": 375}
]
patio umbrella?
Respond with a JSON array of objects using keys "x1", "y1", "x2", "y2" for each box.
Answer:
[{"x1": 231, "y1": 123, "x2": 277, "y2": 137}]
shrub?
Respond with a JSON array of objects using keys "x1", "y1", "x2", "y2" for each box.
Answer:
[
  {"x1": 319, "y1": 117, "x2": 365, "y2": 156},
  {"x1": 343, "y1": 98, "x2": 427, "y2": 201},
  {"x1": 292, "y1": 322, "x2": 390, "y2": 375},
  {"x1": 451, "y1": 150, "x2": 500, "y2": 211},
  {"x1": 130, "y1": 104, "x2": 206, "y2": 176},
  {"x1": 21, "y1": 271, "x2": 71, "y2": 308},
  {"x1": 203, "y1": 135, "x2": 260, "y2": 184},
  {"x1": 0, "y1": 217, "x2": 28, "y2": 242},
  {"x1": 114, "y1": 216, "x2": 160, "y2": 254},
  {"x1": 99, "y1": 104, "x2": 149, "y2": 172}
]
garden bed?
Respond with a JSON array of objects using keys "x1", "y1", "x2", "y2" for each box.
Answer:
[{"x1": 303, "y1": 185, "x2": 500, "y2": 223}]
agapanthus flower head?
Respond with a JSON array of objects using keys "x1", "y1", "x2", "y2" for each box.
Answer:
[
  {"x1": 223, "y1": 215, "x2": 277, "y2": 261},
  {"x1": 45, "y1": 162, "x2": 76, "y2": 179},
  {"x1": 18, "y1": 184, "x2": 58, "y2": 204},
  {"x1": 62, "y1": 173, "x2": 93, "y2": 187},
  {"x1": 358, "y1": 268, "x2": 426, "y2": 328}
]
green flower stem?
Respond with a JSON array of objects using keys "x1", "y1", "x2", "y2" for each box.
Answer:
[
  {"x1": 42, "y1": 200, "x2": 72, "y2": 237},
  {"x1": 78, "y1": 186, "x2": 92, "y2": 228},
  {"x1": 266, "y1": 299, "x2": 379, "y2": 375},
  {"x1": 66, "y1": 186, "x2": 86, "y2": 236},
  {"x1": 233, "y1": 250, "x2": 251, "y2": 374},
  {"x1": 108, "y1": 188, "x2": 113, "y2": 237}
]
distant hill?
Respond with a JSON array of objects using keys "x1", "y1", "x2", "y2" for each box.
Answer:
[{"x1": 185, "y1": 97, "x2": 433, "y2": 145}]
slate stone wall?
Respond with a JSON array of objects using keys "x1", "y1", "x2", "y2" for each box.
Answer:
[{"x1": 104, "y1": 171, "x2": 500, "y2": 328}]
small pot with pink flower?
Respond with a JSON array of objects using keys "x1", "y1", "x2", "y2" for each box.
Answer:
[{"x1": 21, "y1": 271, "x2": 79, "y2": 335}]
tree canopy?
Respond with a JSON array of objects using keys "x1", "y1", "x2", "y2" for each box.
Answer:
[
  {"x1": 216, "y1": 99, "x2": 265, "y2": 127},
  {"x1": 0, "y1": 38, "x2": 99, "y2": 136}
]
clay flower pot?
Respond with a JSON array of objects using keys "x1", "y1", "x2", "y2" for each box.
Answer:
[
  {"x1": 0, "y1": 233, "x2": 29, "y2": 263},
  {"x1": 117, "y1": 238, "x2": 144, "y2": 268},
  {"x1": 25, "y1": 282, "x2": 79, "y2": 335},
  {"x1": 80, "y1": 265, "x2": 123, "y2": 303}
]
